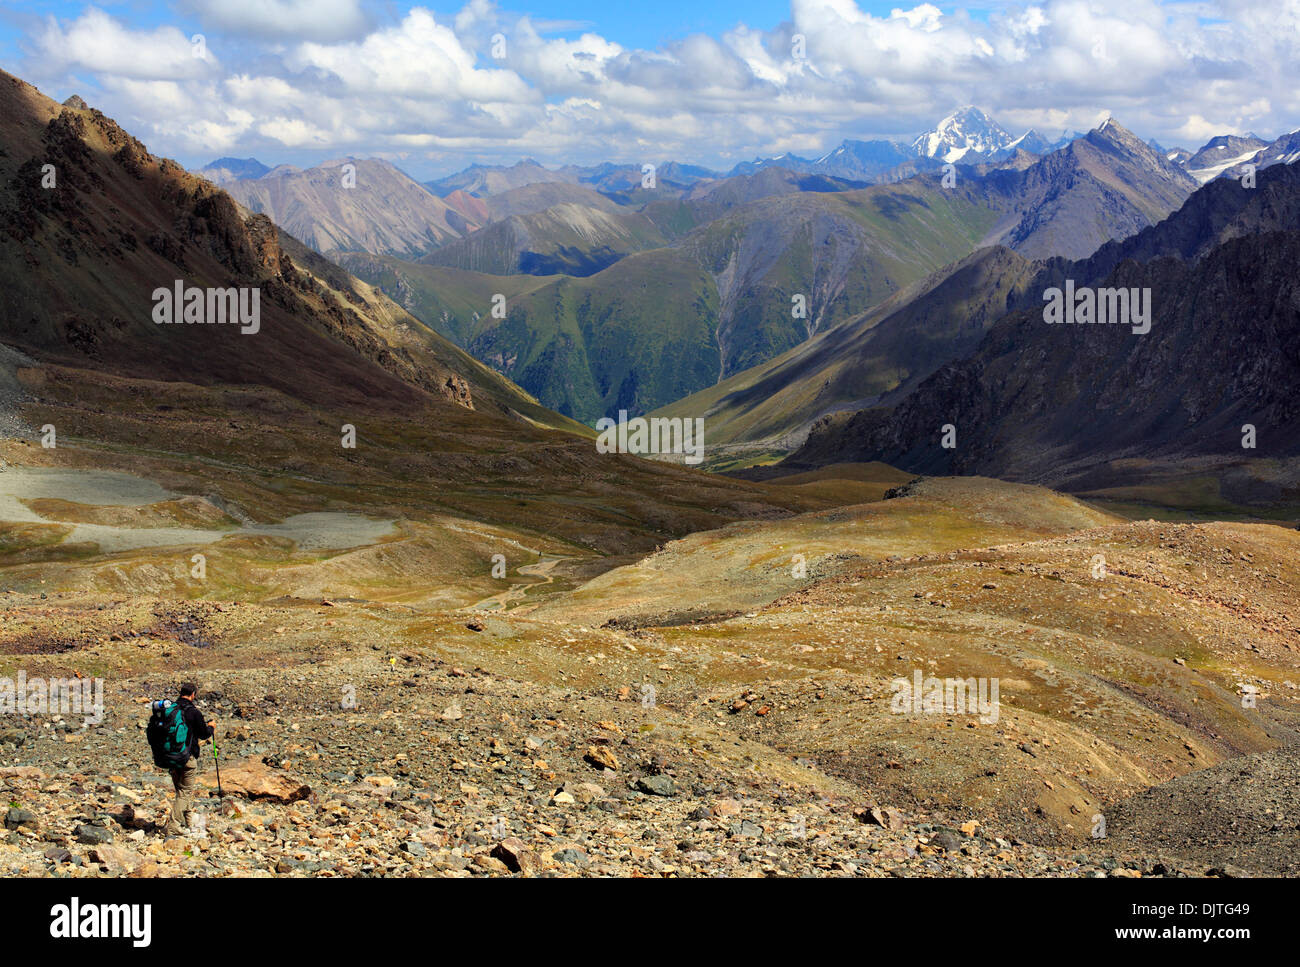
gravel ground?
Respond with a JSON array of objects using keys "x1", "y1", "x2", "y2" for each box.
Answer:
[{"x1": 0, "y1": 616, "x2": 1195, "y2": 879}]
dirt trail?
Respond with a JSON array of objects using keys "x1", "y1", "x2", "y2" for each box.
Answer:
[{"x1": 471, "y1": 554, "x2": 569, "y2": 612}]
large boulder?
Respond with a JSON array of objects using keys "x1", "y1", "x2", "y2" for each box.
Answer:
[
  {"x1": 90, "y1": 844, "x2": 145, "y2": 875},
  {"x1": 0, "y1": 766, "x2": 43, "y2": 779},
  {"x1": 199, "y1": 758, "x2": 311, "y2": 803}
]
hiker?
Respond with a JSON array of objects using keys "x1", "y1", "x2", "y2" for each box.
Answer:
[{"x1": 147, "y1": 683, "x2": 215, "y2": 838}]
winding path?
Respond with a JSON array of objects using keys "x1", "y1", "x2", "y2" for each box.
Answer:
[{"x1": 471, "y1": 554, "x2": 570, "y2": 612}]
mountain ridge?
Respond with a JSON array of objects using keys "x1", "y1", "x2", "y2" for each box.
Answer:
[{"x1": 786, "y1": 162, "x2": 1300, "y2": 498}]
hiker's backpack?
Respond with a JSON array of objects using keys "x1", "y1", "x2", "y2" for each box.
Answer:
[{"x1": 146, "y1": 699, "x2": 191, "y2": 769}]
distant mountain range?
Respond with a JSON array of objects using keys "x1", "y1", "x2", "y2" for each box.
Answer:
[
  {"x1": 184, "y1": 106, "x2": 1300, "y2": 432},
  {"x1": 194, "y1": 107, "x2": 1299, "y2": 265},
  {"x1": 193, "y1": 156, "x2": 270, "y2": 185},
  {"x1": 220, "y1": 158, "x2": 484, "y2": 259},
  {"x1": 194, "y1": 105, "x2": 1086, "y2": 219},
  {"x1": 723, "y1": 108, "x2": 1077, "y2": 183},
  {"x1": 334, "y1": 119, "x2": 1198, "y2": 424},
  {"x1": 783, "y1": 162, "x2": 1300, "y2": 500},
  {"x1": 645, "y1": 119, "x2": 1199, "y2": 444}
]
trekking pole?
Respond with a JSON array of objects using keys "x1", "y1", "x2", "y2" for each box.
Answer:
[{"x1": 211, "y1": 737, "x2": 224, "y2": 798}]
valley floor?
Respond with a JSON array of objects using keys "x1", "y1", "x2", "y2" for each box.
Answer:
[{"x1": 2, "y1": 453, "x2": 1298, "y2": 877}]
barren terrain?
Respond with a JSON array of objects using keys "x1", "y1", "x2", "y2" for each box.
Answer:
[{"x1": 4, "y1": 444, "x2": 1296, "y2": 877}]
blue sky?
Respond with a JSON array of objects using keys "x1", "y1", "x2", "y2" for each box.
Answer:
[
  {"x1": 1, "y1": 1, "x2": 1295, "y2": 180},
  {"x1": 1, "y1": 1, "x2": 972, "y2": 55}
]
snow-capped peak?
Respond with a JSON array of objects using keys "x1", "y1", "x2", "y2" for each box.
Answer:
[{"x1": 910, "y1": 106, "x2": 1016, "y2": 163}]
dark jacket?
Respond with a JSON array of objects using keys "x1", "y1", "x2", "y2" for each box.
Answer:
[{"x1": 177, "y1": 697, "x2": 213, "y2": 763}]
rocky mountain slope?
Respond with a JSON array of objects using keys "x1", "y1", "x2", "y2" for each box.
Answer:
[
  {"x1": 223, "y1": 158, "x2": 482, "y2": 258},
  {"x1": 0, "y1": 73, "x2": 596, "y2": 433},
  {"x1": 981, "y1": 120, "x2": 1199, "y2": 260},
  {"x1": 645, "y1": 123, "x2": 1198, "y2": 461},
  {"x1": 788, "y1": 163, "x2": 1300, "y2": 501},
  {"x1": 4, "y1": 471, "x2": 1297, "y2": 878}
]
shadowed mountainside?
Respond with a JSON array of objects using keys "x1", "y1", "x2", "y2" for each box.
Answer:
[{"x1": 788, "y1": 164, "x2": 1300, "y2": 507}]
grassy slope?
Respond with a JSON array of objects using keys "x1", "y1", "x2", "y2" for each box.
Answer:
[
  {"x1": 345, "y1": 249, "x2": 721, "y2": 424},
  {"x1": 419, "y1": 202, "x2": 668, "y2": 276},
  {"x1": 653, "y1": 246, "x2": 1037, "y2": 461},
  {"x1": 347, "y1": 176, "x2": 1002, "y2": 427},
  {"x1": 684, "y1": 179, "x2": 1003, "y2": 377}
]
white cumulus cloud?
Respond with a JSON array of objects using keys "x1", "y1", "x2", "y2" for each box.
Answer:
[{"x1": 11, "y1": 0, "x2": 1300, "y2": 176}]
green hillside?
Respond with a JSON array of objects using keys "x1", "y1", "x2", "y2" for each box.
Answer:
[
  {"x1": 342, "y1": 250, "x2": 718, "y2": 423},
  {"x1": 344, "y1": 176, "x2": 1002, "y2": 425}
]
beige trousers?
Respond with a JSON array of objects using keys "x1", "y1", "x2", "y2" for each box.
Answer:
[{"x1": 164, "y1": 760, "x2": 198, "y2": 836}]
